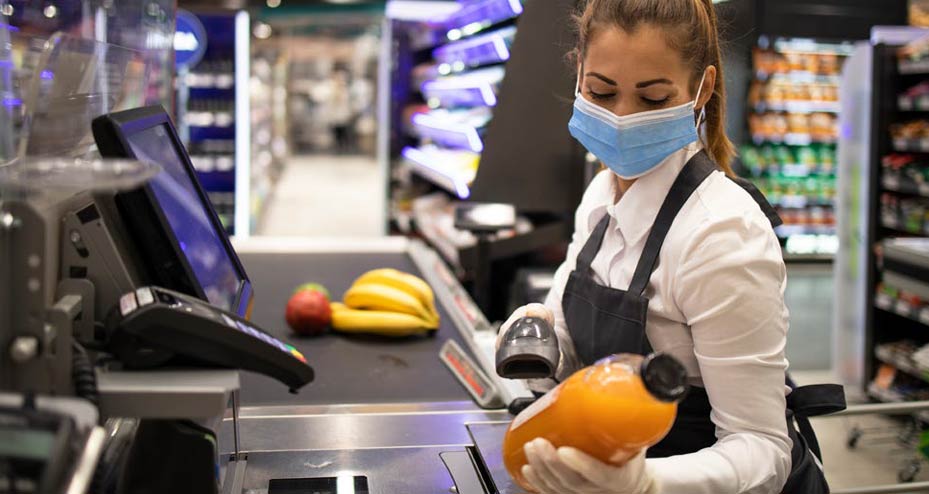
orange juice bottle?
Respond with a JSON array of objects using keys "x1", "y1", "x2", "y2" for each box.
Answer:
[{"x1": 502, "y1": 353, "x2": 688, "y2": 491}]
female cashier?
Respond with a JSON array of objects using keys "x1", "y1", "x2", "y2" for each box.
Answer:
[{"x1": 498, "y1": 0, "x2": 835, "y2": 493}]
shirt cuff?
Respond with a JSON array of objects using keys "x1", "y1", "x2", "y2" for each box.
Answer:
[{"x1": 648, "y1": 450, "x2": 740, "y2": 494}]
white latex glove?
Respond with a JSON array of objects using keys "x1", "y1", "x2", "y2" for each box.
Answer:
[
  {"x1": 496, "y1": 303, "x2": 555, "y2": 350},
  {"x1": 522, "y1": 438, "x2": 660, "y2": 494}
]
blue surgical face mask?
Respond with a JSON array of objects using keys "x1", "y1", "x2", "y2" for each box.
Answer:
[{"x1": 568, "y1": 72, "x2": 707, "y2": 179}]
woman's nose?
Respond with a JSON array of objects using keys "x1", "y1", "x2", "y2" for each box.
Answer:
[{"x1": 610, "y1": 100, "x2": 637, "y2": 118}]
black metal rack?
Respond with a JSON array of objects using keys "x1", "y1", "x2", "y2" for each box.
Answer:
[
  {"x1": 388, "y1": 0, "x2": 584, "y2": 320},
  {"x1": 862, "y1": 42, "x2": 929, "y2": 400}
]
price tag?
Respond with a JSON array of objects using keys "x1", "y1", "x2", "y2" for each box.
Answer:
[
  {"x1": 876, "y1": 292, "x2": 893, "y2": 310},
  {"x1": 896, "y1": 299, "x2": 912, "y2": 316}
]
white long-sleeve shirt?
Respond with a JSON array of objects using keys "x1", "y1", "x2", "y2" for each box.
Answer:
[{"x1": 540, "y1": 142, "x2": 792, "y2": 494}]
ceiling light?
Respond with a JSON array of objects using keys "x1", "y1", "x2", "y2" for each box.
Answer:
[
  {"x1": 43, "y1": 4, "x2": 57, "y2": 18},
  {"x1": 267, "y1": 0, "x2": 281, "y2": 8},
  {"x1": 254, "y1": 22, "x2": 272, "y2": 39}
]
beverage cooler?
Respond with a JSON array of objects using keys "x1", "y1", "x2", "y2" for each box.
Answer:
[{"x1": 720, "y1": 0, "x2": 908, "y2": 260}]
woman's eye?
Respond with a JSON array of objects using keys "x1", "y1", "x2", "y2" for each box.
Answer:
[
  {"x1": 642, "y1": 96, "x2": 669, "y2": 106},
  {"x1": 642, "y1": 97, "x2": 670, "y2": 107},
  {"x1": 588, "y1": 90, "x2": 614, "y2": 101}
]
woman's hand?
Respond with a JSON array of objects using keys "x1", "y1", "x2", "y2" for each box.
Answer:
[
  {"x1": 496, "y1": 303, "x2": 555, "y2": 350},
  {"x1": 522, "y1": 439, "x2": 660, "y2": 494}
]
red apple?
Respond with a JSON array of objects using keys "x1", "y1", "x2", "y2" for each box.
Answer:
[{"x1": 285, "y1": 289, "x2": 331, "y2": 336}]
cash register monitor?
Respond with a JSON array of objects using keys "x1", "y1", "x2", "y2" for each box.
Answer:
[{"x1": 92, "y1": 106, "x2": 253, "y2": 318}]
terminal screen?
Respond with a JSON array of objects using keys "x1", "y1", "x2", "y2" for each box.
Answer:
[{"x1": 125, "y1": 124, "x2": 241, "y2": 312}]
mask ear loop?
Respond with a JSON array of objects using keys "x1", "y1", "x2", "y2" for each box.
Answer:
[
  {"x1": 693, "y1": 68, "x2": 709, "y2": 129},
  {"x1": 575, "y1": 63, "x2": 582, "y2": 97}
]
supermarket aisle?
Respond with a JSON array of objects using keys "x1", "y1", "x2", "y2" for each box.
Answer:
[
  {"x1": 785, "y1": 263, "x2": 834, "y2": 370},
  {"x1": 259, "y1": 154, "x2": 385, "y2": 237},
  {"x1": 794, "y1": 371, "x2": 929, "y2": 489}
]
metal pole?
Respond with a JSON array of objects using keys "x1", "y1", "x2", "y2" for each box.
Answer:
[
  {"x1": 831, "y1": 401, "x2": 929, "y2": 417},
  {"x1": 832, "y1": 482, "x2": 929, "y2": 494}
]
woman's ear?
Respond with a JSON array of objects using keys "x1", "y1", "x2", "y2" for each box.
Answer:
[{"x1": 695, "y1": 66, "x2": 717, "y2": 111}]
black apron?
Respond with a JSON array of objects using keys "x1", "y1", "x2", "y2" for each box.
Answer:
[{"x1": 561, "y1": 151, "x2": 846, "y2": 493}]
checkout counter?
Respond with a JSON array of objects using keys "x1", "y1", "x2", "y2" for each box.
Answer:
[
  {"x1": 0, "y1": 104, "x2": 533, "y2": 494},
  {"x1": 228, "y1": 236, "x2": 527, "y2": 493}
]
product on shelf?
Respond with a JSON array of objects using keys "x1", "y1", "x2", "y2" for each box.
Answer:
[
  {"x1": 749, "y1": 112, "x2": 838, "y2": 144},
  {"x1": 882, "y1": 154, "x2": 929, "y2": 196},
  {"x1": 890, "y1": 119, "x2": 929, "y2": 151},
  {"x1": 880, "y1": 192, "x2": 929, "y2": 233},
  {"x1": 869, "y1": 363, "x2": 929, "y2": 404},
  {"x1": 740, "y1": 143, "x2": 836, "y2": 177},
  {"x1": 898, "y1": 81, "x2": 929, "y2": 111}
]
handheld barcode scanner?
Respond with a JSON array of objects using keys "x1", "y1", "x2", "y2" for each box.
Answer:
[{"x1": 495, "y1": 316, "x2": 560, "y2": 380}]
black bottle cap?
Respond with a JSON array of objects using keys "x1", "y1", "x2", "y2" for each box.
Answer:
[{"x1": 641, "y1": 353, "x2": 689, "y2": 403}]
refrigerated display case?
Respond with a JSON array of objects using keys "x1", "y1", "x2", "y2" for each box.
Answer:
[
  {"x1": 386, "y1": 0, "x2": 583, "y2": 320},
  {"x1": 741, "y1": 37, "x2": 854, "y2": 259},
  {"x1": 395, "y1": 0, "x2": 523, "y2": 202},
  {"x1": 175, "y1": 10, "x2": 252, "y2": 237}
]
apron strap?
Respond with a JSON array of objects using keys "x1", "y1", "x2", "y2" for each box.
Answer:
[
  {"x1": 787, "y1": 384, "x2": 847, "y2": 418},
  {"x1": 729, "y1": 176, "x2": 783, "y2": 228},
  {"x1": 628, "y1": 151, "x2": 717, "y2": 297},
  {"x1": 575, "y1": 213, "x2": 612, "y2": 272}
]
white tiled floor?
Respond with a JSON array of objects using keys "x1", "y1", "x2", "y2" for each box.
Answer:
[
  {"x1": 258, "y1": 154, "x2": 385, "y2": 237},
  {"x1": 794, "y1": 371, "x2": 929, "y2": 491},
  {"x1": 261, "y1": 156, "x2": 922, "y2": 492}
]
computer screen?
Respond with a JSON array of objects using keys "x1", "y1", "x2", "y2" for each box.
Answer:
[
  {"x1": 124, "y1": 125, "x2": 241, "y2": 312},
  {"x1": 92, "y1": 105, "x2": 252, "y2": 317}
]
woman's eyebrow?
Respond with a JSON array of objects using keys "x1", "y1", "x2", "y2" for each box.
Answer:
[
  {"x1": 636, "y1": 78, "x2": 673, "y2": 88},
  {"x1": 585, "y1": 72, "x2": 617, "y2": 85}
]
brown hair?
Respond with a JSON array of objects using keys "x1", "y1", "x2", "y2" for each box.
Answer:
[{"x1": 574, "y1": 0, "x2": 736, "y2": 175}]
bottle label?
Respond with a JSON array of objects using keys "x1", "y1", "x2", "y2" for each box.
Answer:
[{"x1": 510, "y1": 385, "x2": 560, "y2": 431}]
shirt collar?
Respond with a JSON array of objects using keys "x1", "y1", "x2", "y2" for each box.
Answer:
[{"x1": 592, "y1": 142, "x2": 704, "y2": 245}]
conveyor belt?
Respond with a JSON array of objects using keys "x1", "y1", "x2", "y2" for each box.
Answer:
[{"x1": 236, "y1": 251, "x2": 472, "y2": 406}]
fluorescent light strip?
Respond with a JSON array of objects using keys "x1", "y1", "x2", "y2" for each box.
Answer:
[
  {"x1": 508, "y1": 0, "x2": 523, "y2": 15},
  {"x1": 402, "y1": 146, "x2": 471, "y2": 199},
  {"x1": 492, "y1": 36, "x2": 510, "y2": 61},
  {"x1": 412, "y1": 114, "x2": 484, "y2": 152},
  {"x1": 385, "y1": 0, "x2": 460, "y2": 21},
  {"x1": 234, "y1": 10, "x2": 251, "y2": 238},
  {"x1": 422, "y1": 80, "x2": 497, "y2": 107}
]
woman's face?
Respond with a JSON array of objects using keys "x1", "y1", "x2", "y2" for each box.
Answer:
[{"x1": 580, "y1": 24, "x2": 709, "y2": 117}]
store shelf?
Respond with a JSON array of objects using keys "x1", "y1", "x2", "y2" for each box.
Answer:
[
  {"x1": 402, "y1": 146, "x2": 479, "y2": 199},
  {"x1": 752, "y1": 133, "x2": 837, "y2": 146},
  {"x1": 772, "y1": 38, "x2": 855, "y2": 57},
  {"x1": 875, "y1": 343, "x2": 929, "y2": 384},
  {"x1": 434, "y1": 25, "x2": 516, "y2": 70},
  {"x1": 411, "y1": 112, "x2": 486, "y2": 152},
  {"x1": 443, "y1": 0, "x2": 523, "y2": 41},
  {"x1": 899, "y1": 58, "x2": 929, "y2": 75},
  {"x1": 867, "y1": 383, "x2": 929, "y2": 421},
  {"x1": 883, "y1": 176, "x2": 929, "y2": 198},
  {"x1": 893, "y1": 137, "x2": 929, "y2": 153},
  {"x1": 875, "y1": 288, "x2": 929, "y2": 327},
  {"x1": 421, "y1": 66, "x2": 505, "y2": 108},
  {"x1": 898, "y1": 95, "x2": 929, "y2": 112},
  {"x1": 756, "y1": 164, "x2": 836, "y2": 178},
  {"x1": 753, "y1": 101, "x2": 841, "y2": 114},
  {"x1": 881, "y1": 216, "x2": 929, "y2": 235},
  {"x1": 755, "y1": 71, "x2": 841, "y2": 86}
]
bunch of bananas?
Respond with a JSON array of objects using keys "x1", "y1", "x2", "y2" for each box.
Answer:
[{"x1": 330, "y1": 269, "x2": 440, "y2": 337}]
